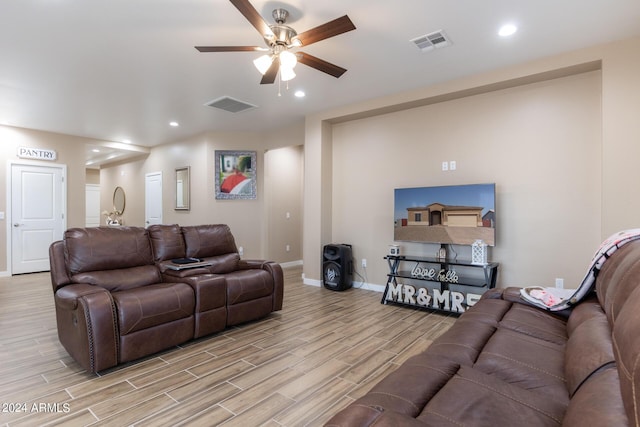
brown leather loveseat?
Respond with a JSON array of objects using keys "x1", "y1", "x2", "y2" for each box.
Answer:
[
  {"x1": 49, "y1": 224, "x2": 283, "y2": 373},
  {"x1": 326, "y1": 240, "x2": 640, "y2": 426}
]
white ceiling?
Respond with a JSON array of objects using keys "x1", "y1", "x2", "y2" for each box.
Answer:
[{"x1": 2, "y1": 0, "x2": 640, "y2": 162}]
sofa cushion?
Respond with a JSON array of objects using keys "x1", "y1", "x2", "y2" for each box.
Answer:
[
  {"x1": 424, "y1": 318, "x2": 498, "y2": 366},
  {"x1": 71, "y1": 265, "x2": 162, "y2": 292},
  {"x1": 65, "y1": 227, "x2": 154, "y2": 274},
  {"x1": 418, "y1": 365, "x2": 567, "y2": 426},
  {"x1": 148, "y1": 224, "x2": 185, "y2": 261},
  {"x1": 356, "y1": 353, "x2": 461, "y2": 418},
  {"x1": 112, "y1": 282, "x2": 195, "y2": 335},
  {"x1": 474, "y1": 327, "x2": 568, "y2": 404},
  {"x1": 498, "y1": 302, "x2": 568, "y2": 345}
]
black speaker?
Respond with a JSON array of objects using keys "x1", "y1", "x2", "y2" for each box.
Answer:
[{"x1": 322, "y1": 244, "x2": 353, "y2": 291}]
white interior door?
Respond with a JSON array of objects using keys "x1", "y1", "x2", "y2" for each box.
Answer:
[
  {"x1": 145, "y1": 171, "x2": 163, "y2": 226},
  {"x1": 11, "y1": 164, "x2": 65, "y2": 274},
  {"x1": 85, "y1": 184, "x2": 100, "y2": 227}
]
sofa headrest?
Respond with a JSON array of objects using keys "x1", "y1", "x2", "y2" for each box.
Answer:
[
  {"x1": 181, "y1": 224, "x2": 238, "y2": 259},
  {"x1": 596, "y1": 240, "x2": 640, "y2": 324},
  {"x1": 64, "y1": 227, "x2": 154, "y2": 275},
  {"x1": 148, "y1": 224, "x2": 186, "y2": 262},
  {"x1": 595, "y1": 239, "x2": 640, "y2": 422}
]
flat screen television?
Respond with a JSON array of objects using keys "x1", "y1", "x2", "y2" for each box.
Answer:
[{"x1": 394, "y1": 183, "x2": 496, "y2": 246}]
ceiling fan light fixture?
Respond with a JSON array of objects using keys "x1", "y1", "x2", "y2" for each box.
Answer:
[
  {"x1": 280, "y1": 66, "x2": 296, "y2": 81},
  {"x1": 279, "y1": 50, "x2": 297, "y2": 69},
  {"x1": 291, "y1": 37, "x2": 303, "y2": 47},
  {"x1": 253, "y1": 54, "x2": 274, "y2": 75}
]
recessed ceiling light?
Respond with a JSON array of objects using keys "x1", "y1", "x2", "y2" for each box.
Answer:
[
  {"x1": 169, "y1": 121, "x2": 179, "y2": 127},
  {"x1": 92, "y1": 149, "x2": 100, "y2": 153},
  {"x1": 294, "y1": 90, "x2": 306, "y2": 98},
  {"x1": 498, "y1": 24, "x2": 518, "y2": 37}
]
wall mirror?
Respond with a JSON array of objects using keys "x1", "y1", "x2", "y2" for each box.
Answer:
[
  {"x1": 113, "y1": 186, "x2": 126, "y2": 215},
  {"x1": 175, "y1": 166, "x2": 190, "y2": 210}
]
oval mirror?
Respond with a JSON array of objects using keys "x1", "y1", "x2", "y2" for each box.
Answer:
[{"x1": 113, "y1": 186, "x2": 126, "y2": 215}]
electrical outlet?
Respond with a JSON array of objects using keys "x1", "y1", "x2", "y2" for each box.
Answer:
[
  {"x1": 449, "y1": 160, "x2": 457, "y2": 170},
  {"x1": 555, "y1": 278, "x2": 564, "y2": 289},
  {"x1": 285, "y1": 244, "x2": 290, "y2": 252},
  {"x1": 238, "y1": 246, "x2": 244, "y2": 256},
  {"x1": 362, "y1": 258, "x2": 367, "y2": 268},
  {"x1": 441, "y1": 161, "x2": 448, "y2": 171}
]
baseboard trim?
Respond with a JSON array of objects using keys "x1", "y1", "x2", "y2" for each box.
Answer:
[
  {"x1": 302, "y1": 276, "x2": 385, "y2": 293},
  {"x1": 352, "y1": 282, "x2": 385, "y2": 293},
  {"x1": 280, "y1": 260, "x2": 303, "y2": 269}
]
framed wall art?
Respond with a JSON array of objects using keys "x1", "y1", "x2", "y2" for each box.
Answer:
[{"x1": 215, "y1": 150, "x2": 257, "y2": 200}]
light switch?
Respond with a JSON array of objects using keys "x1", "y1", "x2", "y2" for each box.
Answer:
[{"x1": 0, "y1": 212, "x2": 4, "y2": 220}]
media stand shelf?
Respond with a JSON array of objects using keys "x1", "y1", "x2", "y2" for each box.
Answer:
[{"x1": 382, "y1": 255, "x2": 499, "y2": 314}]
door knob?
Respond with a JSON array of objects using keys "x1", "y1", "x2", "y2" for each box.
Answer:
[{"x1": 13, "y1": 223, "x2": 23, "y2": 227}]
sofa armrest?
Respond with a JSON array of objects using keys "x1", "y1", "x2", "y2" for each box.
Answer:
[
  {"x1": 481, "y1": 286, "x2": 523, "y2": 302},
  {"x1": 49, "y1": 240, "x2": 71, "y2": 292},
  {"x1": 238, "y1": 260, "x2": 284, "y2": 311},
  {"x1": 54, "y1": 284, "x2": 118, "y2": 373}
]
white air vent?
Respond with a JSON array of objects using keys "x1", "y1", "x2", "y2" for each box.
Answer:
[
  {"x1": 205, "y1": 96, "x2": 257, "y2": 113},
  {"x1": 411, "y1": 30, "x2": 452, "y2": 52}
]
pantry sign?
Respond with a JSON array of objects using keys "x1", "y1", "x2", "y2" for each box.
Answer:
[{"x1": 17, "y1": 146, "x2": 57, "y2": 161}]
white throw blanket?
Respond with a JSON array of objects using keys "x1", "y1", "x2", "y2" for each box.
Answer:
[{"x1": 520, "y1": 229, "x2": 640, "y2": 311}]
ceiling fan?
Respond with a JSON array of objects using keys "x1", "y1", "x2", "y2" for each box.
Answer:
[{"x1": 195, "y1": 0, "x2": 356, "y2": 84}]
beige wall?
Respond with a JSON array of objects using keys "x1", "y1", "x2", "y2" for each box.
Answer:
[
  {"x1": 265, "y1": 145, "x2": 304, "y2": 263},
  {"x1": 85, "y1": 168, "x2": 100, "y2": 185},
  {"x1": 100, "y1": 125, "x2": 304, "y2": 261},
  {"x1": 601, "y1": 37, "x2": 640, "y2": 236},
  {"x1": 303, "y1": 36, "x2": 640, "y2": 290},
  {"x1": 331, "y1": 71, "x2": 601, "y2": 288},
  {"x1": 0, "y1": 123, "x2": 303, "y2": 273}
]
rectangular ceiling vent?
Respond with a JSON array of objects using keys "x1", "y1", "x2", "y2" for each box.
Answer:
[
  {"x1": 205, "y1": 96, "x2": 257, "y2": 113},
  {"x1": 411, "y1": 30, "x2": 452, "y2": 52}
]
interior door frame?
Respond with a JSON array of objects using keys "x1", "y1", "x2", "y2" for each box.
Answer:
[
  {"x1": 145, "y1": 171, "x2": 163, "y2": 226},
  {"x1": 5, "y1": 160, "x2": 67, "y2": 276}
]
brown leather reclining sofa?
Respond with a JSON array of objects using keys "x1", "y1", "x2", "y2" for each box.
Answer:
[
  {"x1": 326, "y1": 240, "x2": 640, "y2": 426},
  {"x1": 49, "y1": 224, "x2": 283, "y2": 373}
]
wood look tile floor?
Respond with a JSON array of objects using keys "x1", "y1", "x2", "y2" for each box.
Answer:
[{"x1": 0, "y1": 267, "x2": 453, "y2": 427}]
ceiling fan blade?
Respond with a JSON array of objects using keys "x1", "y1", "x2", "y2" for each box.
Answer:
[
  {"x1": 260, "y1": 58, "x2": 279, "y2": 84},
  {"x1": 195, "y1": 46, "x2": 265, "y2": 52},
  {"x1": 295, "y1": 15, "x2": 356, "y2": 46},
  {"x1": 229, "y1": 0, "x2": 275, "y2": 39},
  {"x1": 297, "y1": 52, "x2": 347, "y2": 78}
]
